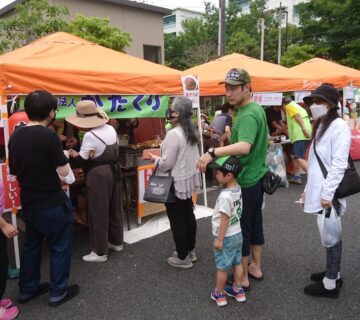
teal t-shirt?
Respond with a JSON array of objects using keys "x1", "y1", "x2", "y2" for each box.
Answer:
[{"x1": 230, "y1": 102, "x2": 269, "y2": 188}]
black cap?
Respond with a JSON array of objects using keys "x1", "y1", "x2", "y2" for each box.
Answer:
[
  {"x1": 208, "y1": 156, "x2": 242, "y2": 176},
  {"x1": 303, "y1": 83, "x2": 339, "y2": 107}
]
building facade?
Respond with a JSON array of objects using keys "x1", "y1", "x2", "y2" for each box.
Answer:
[
  {"x1": 163, "y1": 8, "x2": 202, "y2": 35},
  {"x1": 0, "y1": 0, "x2": 171, "y2": 63},
  {"x1": 233, "y1": 0, "x2": 308, "y2": 25}
]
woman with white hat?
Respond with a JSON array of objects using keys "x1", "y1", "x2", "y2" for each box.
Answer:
[{"x1": 66, "y1": 100, "x2": 123, "y2": 263}]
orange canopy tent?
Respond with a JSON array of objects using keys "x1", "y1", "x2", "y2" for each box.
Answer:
[
  {"x1": 183, "y1": 53, "x2": 317, "y2": 95},
  {"x1": 290, "y1": 58, "x2": 360, "y2": 88},
  {"x1": 0, "y1": 32, "x2": 182, "y2": 95}
]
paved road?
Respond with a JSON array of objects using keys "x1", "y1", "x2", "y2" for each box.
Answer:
[{"x1": 5, "y1": 163, "x2": 360, "y2": 319}]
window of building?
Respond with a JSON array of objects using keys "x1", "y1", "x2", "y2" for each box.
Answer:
[
  {"x1": 163, "y1": 15, "x2": 176, "y2": 27},
  {"x1": 143, "y1": 45, "x2": 161, "y2": 64}
]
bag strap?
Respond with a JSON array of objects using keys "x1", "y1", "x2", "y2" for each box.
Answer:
[
  {"x1": 313, "y1": 138, "x2": 353, "y2": 179},
  {"x1": 152, "y1": 162, "x2": 171, "y2": 177},
  {"x1": 313, "y1": 139, "x2": 328, "y2": 179}
]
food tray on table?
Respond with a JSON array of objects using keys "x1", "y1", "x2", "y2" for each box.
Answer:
[{"x1": 119, "y1": 140, "x2": 161, "y2": 168}]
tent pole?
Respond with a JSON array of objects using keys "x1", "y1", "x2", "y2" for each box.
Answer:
[{"x1": 196, "y1": 106, "x2": 208, "y2": 207}]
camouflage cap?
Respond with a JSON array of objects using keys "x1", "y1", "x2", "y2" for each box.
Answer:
[{"x1": 219, "y1": 68, "x2": 251, "y2": 86}]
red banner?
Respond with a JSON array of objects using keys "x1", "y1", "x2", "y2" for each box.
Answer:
[{"x1": 1, "y1": 164, "x2": 21, "y2": 210}]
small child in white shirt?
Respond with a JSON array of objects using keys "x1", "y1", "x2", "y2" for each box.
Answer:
[{"x1": 209, "y1": 156, "x2": 245, "y2": 307}]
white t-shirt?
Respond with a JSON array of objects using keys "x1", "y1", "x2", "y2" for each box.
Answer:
[
  {"x1": 79, "y1": 124, "x2": 118, "y2": 160},
  {"x1": 212, "y1": 184, "x2": 242, "y2": 237}
]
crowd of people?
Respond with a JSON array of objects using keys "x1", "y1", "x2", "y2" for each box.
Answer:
[{"x1": 0, "y1": 66, "x2": 353, "y2": 317}]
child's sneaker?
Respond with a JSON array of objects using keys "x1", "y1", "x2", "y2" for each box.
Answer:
[
  {"x1": 0, "y1": 299, "x2": 12, "y2": 309},
  {"x1": 210, "y1": 290, "x2": 227, "y2": 307},
  {"x1": 0, "y1": 306, "x2": 19, "y2": 320},
  {"x1": 225, "y1": 286, "x2": 246, "y2": 302}
]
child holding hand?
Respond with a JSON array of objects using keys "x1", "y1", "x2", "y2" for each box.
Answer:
[{"x1": 209, "y1": 156, "x2": 245, "y2": 307}]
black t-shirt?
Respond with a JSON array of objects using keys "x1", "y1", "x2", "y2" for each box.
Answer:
[
  {"x1": 8, "y1": 125, "x2": 68, "y2": 210},
  {"x1": 265, "y1": 107, "x2": 282, "y2": 134}
]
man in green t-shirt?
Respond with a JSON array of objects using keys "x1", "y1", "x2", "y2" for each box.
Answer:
[
  {"x1": 281, "y1": 97, "x2": 312, "y2": 185},
  {"x1": 198, "y1": 68, "x2": 269, "y2": 290}
]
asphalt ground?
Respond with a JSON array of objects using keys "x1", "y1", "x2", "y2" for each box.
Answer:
[{"x1": 4, "y1": 162, "x2": 360, "y2": 320}]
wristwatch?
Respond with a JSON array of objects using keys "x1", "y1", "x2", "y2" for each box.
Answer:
[{"x1": 207, "y1": 147, "x2": 216, "y2": 159}]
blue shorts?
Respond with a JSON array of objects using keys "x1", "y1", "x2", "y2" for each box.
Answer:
[
  {"x1": 292, "y1": 140, "x2": 309, "y2": 159},
  {"x1": 213, "y1": 232, "x2": 243, "y2": 271}
]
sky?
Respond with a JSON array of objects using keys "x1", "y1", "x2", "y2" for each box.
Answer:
[{"x1": 0, "y1": 0, "x2": 219, "y2": 12}]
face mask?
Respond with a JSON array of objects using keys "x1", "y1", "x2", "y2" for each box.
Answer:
[
  {"x1": 310, "y1": 103, "x2": 328, "y2": 119},
  {"x1": 165, "y1": 109, "x2": 175, "y2": 121}
]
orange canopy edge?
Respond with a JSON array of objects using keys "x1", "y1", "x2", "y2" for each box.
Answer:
[
  {"x1": 183, "y1": 53, "x2": 319, "y2": 96},
  {"x1": 0, "y1": 32, "x2": 183, "y2": 96},
  {"x1": 290, "y1": 58, "x2": 360, "y2": 88}
]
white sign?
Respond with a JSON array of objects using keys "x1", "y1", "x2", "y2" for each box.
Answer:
[
  {"x1": 344, "y1": 87, "x2": 355, "y2": 100},
  {"x1": 295, "y1": 91, "x2": 311, "y2": 103},
  {"x1": 252, "y1": 92, "x2": 283, "y2": 106},
  {"x1": 182, "y1": 75, "x2": 200, "y2": 109}
]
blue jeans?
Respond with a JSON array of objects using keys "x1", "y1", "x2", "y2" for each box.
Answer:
[{"x1": 19, "y1": 198, "x2": 73, "y2": 301}]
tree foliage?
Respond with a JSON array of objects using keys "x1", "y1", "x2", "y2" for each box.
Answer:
[
  {"x1": 165, "y1": 0, "x2": 360, "y2": 70},
  {"x1": 296, "y1": 0, "x2": 360, "y2": 69},
  {"x1": 69, "y1": 15, "x2": 131, "y2": 52},
  {"x1": 0, "y1": 0, "x2": 131, "y2": 54}
]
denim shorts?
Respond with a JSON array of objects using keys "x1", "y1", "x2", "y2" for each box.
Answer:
[
  {"x1": 213, "y1": 232, "x2": 243, "y2": 271},
  {"x1": 292, "y1": 140, "x2": 309, "y2": 159}
]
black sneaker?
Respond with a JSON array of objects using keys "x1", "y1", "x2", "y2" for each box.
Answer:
[
  {"x1": 304, "y1": 282, "x2": 339, "y2": 298},
  {"x1": 310, "y1": 271, "x2": 343, "y2": 288}
]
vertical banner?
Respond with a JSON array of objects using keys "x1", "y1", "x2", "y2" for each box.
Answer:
[
  {"x1": 1, "y1": 164, "x2": 21, "y2": 210},
  {"x1": 181, "y1": 75, "x2": 200, "y2": 109}
]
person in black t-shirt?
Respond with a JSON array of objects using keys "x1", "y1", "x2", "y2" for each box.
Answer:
[{"x1": 8, "y1": 90, "x2": 79, "y2": 307}]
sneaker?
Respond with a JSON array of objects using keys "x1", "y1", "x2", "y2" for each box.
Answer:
[
  {"x1": 0, "y1": 306, "x2": 19, "y2": 320},
  {"x1": 0, "y1": 299, "x2": 12, "y2": 309},
  {"x1": 225, "y1": 286, "x2": 246, "y2": 302},
  {"x1": 310, "y1": 271, "x2": 343, "y2": 288},
  {"x1": 173, "y1": 250, "x2": 198, "y2": 262},
  {"x1": 288, "y1": 176, "x2": 302, "y2": 185},
  {"x1": 167, "y1": 255, "x2": 193, "y2": 269},
  {"x1": 82, "y1": 251, "x2": 107, "y2": 262},
  {"x1": 210, "y1": 290, "x2": 227, "y2": 307},
  {"x1": 304, "y1": 282, "x2": 339, "y2": 298},
  {"x1": 108, "y1": 243, "x2": 124, "y2": 252}
]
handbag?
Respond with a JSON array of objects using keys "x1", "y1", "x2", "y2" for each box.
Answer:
[
  {"x1": 143, "y1": 164, "x2": 176, "y2": 204},
  {"x1": 261, "y1": 169, "x2": 282, "y2": 195},
  {"x1": 313, "y1": 141, "x2": 360, "y2": 198},
  {"x1": 317, "y1": 205, "x2": 342, "y2": 248}
]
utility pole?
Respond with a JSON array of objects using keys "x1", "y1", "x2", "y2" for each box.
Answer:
[
  {"x1": 277, "y1": 2, "x2": 282, "y2": 65},
  {"x1": 218, "y1": 0, "x2": 226, "y2": 57},
  {"x1": 258, "y1": 18, "x2": 265, "y2": 61}
]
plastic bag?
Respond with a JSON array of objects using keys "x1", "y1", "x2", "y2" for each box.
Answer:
[
  {"x1": 316, "y1": 207, "x2": 342, "y2": 248},
  {"x1": 265, "y1": 143, "x2": 289, "y2": 188}
]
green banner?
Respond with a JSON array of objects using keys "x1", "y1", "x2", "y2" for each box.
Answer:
[{"x1": 20, "y1": 95, "x2": 169, "y2": 119}]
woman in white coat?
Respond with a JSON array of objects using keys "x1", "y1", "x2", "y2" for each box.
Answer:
[{"x1": 301, "y1": 84, "x2": 351, "y2": 298}]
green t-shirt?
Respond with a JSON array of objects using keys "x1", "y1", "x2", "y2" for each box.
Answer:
[
  {"x1": 285, "y1": 101, "x2": 312, "y2": 143},
  {"x1": 230, "y1": 101, "x2": 269, "y2": 188}
]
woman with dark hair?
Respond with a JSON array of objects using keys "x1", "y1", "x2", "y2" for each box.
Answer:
[
  {"x1": 301, "y1": 84, "x2": 351, "y2": 298},
  {"x1": 149, "y1": 96, "x2": 202, "y2": 269}
]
